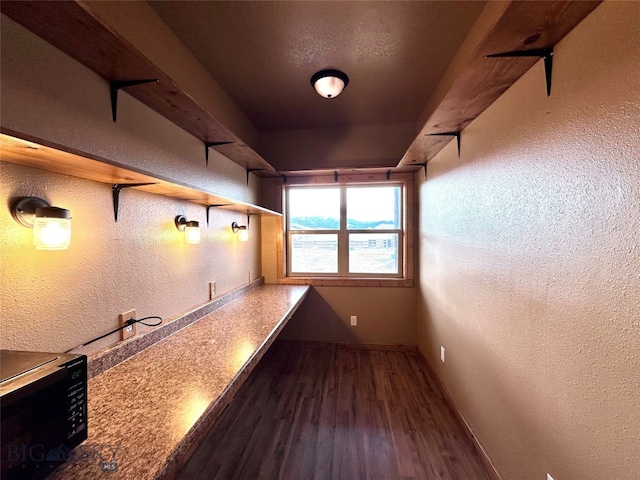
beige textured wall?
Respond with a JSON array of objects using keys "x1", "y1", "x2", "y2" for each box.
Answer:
[
  {"x1": 279, "y1": 286, "x2": 417, "y2": 346},
  {"x1": 416, "y1": 3, "x2": 639, "y2": 480},
  {"x1": 0, "y1": 16, "x2": 261, "y2": 354},
  {"x1": 260, "y1": 197, "x2": 416, "y2": 346}
]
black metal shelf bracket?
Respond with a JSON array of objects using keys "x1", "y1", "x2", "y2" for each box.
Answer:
[
  {"x1": 484, "y1": 47, "x2": 553, "y2": 96},
  {"x1": 112, "y1": 183, "x2": 156, "y2": 222},
  {"x1": 205, "y1": 204, "x2": 232, "y2": 226},
  {"x1": 413, "y1": 163, "x2": 428, "y2": 176},
  {"x1": 110, "y1": 79, "x2": 158, "y2": 122},
  {"x1": 428, "y1": 131, "x2": 461, "y2": 158},
  {"x1": 246, "y1": 169, "x2": 264, "y2": 185},
  {"x1": 205, "y1": 141, "x2": 234, "y2": 167}
]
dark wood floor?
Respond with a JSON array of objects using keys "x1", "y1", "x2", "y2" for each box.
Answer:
[{"x1": 178, "y1": 343, "x2": 496, "y2": 480}]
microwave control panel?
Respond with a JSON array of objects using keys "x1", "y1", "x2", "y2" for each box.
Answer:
[{"x1": 65, "y1": 357, "x2": 87, "y2": 441}]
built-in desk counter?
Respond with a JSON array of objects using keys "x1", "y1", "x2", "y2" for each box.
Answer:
[{"x1": 50, "y1": 284, "x2": 309, "y2": 480}]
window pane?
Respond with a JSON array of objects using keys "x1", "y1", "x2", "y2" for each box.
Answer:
[
  {"x1": 289, "y1": 187, "x2": 340, "y2": 230},
  {"x1": 349, "y1": 233, "x2": 398, "y2": 274},
  {"x1": 347, "y1": 186, "x2": 400, "y2": 230},
  {"x1": 291, "y1": 234, "x2": 338, "y2": 273}
]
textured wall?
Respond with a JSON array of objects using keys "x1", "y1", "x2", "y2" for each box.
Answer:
[
  {"x1": 279, "y1": 286, "x2": 417, "y2": 346},
  {"x1": 260, "y1": 202, "x2": 417, "y2": 346},
  {"x1": 416, "y1": 2, "x2": 639, "y2": 480},
  {"x1": 0, "y1": 16, "x2": 261, "y2": 354}
]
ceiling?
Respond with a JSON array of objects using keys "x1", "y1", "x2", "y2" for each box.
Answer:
[
  {"x1": 148, "y1": 1, "x2": 486, "y2": 133},
  {"x1": 0, "y1": 1, "x2": 602, "y2": 174}
]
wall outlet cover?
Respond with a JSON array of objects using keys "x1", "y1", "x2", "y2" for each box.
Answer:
[{"x1": 119, "y1": 309, "x2": 136, "y2": 341}]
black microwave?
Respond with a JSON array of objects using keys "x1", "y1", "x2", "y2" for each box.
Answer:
[{"x1": 1, "y1": 350, "x2": 88, "y2": 480}]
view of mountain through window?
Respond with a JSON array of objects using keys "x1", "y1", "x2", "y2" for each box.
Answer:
[
  {"x1": 289, "y1": 188, "x2": 340, "y2": 230},
  {"x1": 287, "y1": 185, "x2": 402, "y2": 276}
]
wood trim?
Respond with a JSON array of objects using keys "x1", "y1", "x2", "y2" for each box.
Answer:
[
  {"x1": 399, "y1": 0, "x2": 602, "y2": 167},
  {"x1": 276, "y1": 172, "x2": 414, "y2": 185},
  {"x1": 404, "y1": 173, "x2": 415, "y2": 281},
  {"x1": 275, "y1": 184, "x2": 287, "y2": 281},
  {"x1": 416, "y1": 349, "x2": 503, "y2": 480},
  {"x1": 278, "y1": 166, "x2": 421, "y2": 179},
  {"x1": 0, "y1": 0, "x2": 276, "y2": 176},
  {"x1": 275, "y1": 174, "x2": 415, "y2": 287},
  {"x1": 276, "y1": 277, "x2": 414, "y2": 288},
  {"x1": 0, "y1": 130, "x2": 281, "y2": 217}
]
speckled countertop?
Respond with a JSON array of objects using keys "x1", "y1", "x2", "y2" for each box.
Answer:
[{"x1": 49, "y1": 284, "x2": 309, "y2": 480}]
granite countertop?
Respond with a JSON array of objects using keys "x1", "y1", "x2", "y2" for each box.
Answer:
[{"x1": 50, "y1": 284, "x2": 309, "y2": 480}]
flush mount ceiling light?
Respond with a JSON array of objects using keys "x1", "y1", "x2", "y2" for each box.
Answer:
[
  {"x1": 175, "y1": 215, "x2": 201, "y2": 245},
  {"x1": 11, "y1": 197, "x2": 72, "y2": 250},
  {"x1": 310, "y1": 69, "x2": 349, "y2": 99}
]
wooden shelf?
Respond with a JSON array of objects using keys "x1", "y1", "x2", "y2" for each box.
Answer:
[
  {"x1": 0, "y1": 0, "x2": 276, "y2": 177},
  {"x1": 398, "y1": 0, "x2": 601, "y2": 167},
  {"x1": 0, "y1": 130, "x2": 281, "y2": 218},
  {"x1": 1, "y1": 1, "x2": 601, "y2": 173}
]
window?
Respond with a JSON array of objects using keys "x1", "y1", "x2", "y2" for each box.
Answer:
[{"x1": 276, "y1": 173, "x2": 414, "y2": 287}]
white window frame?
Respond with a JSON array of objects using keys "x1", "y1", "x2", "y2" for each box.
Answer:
[{"x1": 275, "y1": 172, "x2": 414, "y2": 287}]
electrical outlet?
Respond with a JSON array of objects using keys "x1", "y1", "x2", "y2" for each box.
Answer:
[
  {"x1": 248, "y1": 270, "x2": 253, "y2": 283},
  {"x1": 119, "y1": 309, "x2": 136, "y2": 341},
  {"x1": 209, "y1": 281, "x2": 216, "y2": 300},
  {"x1": 441, "y1": 346, "x2": 445, "y2": 363},
  {"x1": 350, "y1": 315, "x2": 357, "y2": 326}
]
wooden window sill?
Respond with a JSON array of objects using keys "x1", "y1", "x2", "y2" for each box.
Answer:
[{"x1": 276, "y1": 277, "x2": 414, "y2": 287}]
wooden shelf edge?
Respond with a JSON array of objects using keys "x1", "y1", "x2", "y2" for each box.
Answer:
[
  {"x1": 398, "y1": 0, "x2": 602, "y2": 167},
  {"x1": 1, "y1": 0, "x2": 276, "y2": 177},
  {"x1": 2, "y1": 1, "x2": 601, "y2": 175},
  {"x1": 0, "y1": 129, "x2": 281, "y2": 217}
]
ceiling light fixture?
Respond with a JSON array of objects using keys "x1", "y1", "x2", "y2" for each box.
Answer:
[
  {"x1": 175, "y1": 215, "x2": 201, "y2": 244},
  {"x1": 11, "y1": 197, "x2": 72, "y2": 250},
  {"x1": 310, "y1": 69, "x2": 349, "y2": 99}
]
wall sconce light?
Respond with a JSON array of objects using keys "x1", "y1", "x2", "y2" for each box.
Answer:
[
  {"x1": 175, "y1": 215, "x2": 201, "y2": 244},
  {"x1": 310, "y1": 69, "x2": 349, "y2": 99},
  {"x1": 231, "y1": 222, "x2": 249, "y2": 242},
  {"x1": 11, "y1": 197, "x2": 72, "y2": 250}
]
